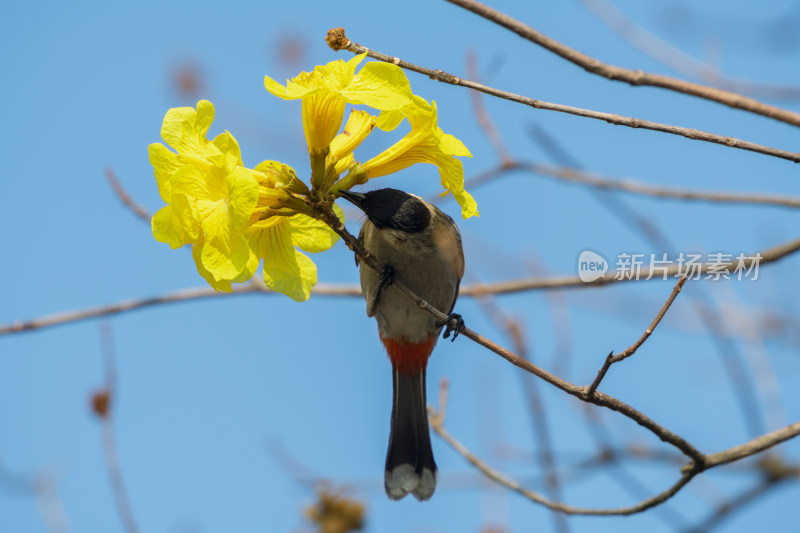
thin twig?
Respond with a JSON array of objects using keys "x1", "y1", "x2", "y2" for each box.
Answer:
[
  {"x1": 430, "y1": 406, "x2": 700, "y2": 515},
  {"x1": 460, "y1": 323, "x2": 706, "y2": 463},
  {"x1": 588, "y1": 275, "x2": 688, "y2": 396},
  {"x1": 518, "y1": 124, "x2": 771, "y2": 439},
  {"x1": 703, "y1": 421, "x2": 800, "y2": 469},
  {"x1": 523, "y1": 121, "x2": 772, "y2": 440},
  {"x1": 0, "y1": 281, "x2": 360, "y2": 335},
  {"x1": 465, "y1": 234, "x2": 800, "y2": 295},
  {"x1": 326, "y1": 28, "x2": 800, "y2": 163},
  {"x1": 470, "y1": 161, "x2": 800, "y2": 209},
  {"x1": 577, "y1": 0, "x2": 800, "y2": 101},
  {"x1": 524, "y1": 119, "x2": 699, "y2": 524},
  {"x1": 105, "y1": 169, "x2": 151, "y2": 222},
  {"x1": 96, "y1": 323, "x2": 141, "y2": 533},
  {"x1": 445, "y1": 0, "x2": 800, "y2": 128},
  {"x1": 579, "y1": 407, "x2": 691, "y2": 527},
  {"x1": 428, "y1": 323, "x2": 800, "y2": 515}
]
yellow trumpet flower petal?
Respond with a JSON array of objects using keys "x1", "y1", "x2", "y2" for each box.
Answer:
[
  {"x1": 329, "y1": 110, "x2": 376, "y2": 163},
  {"x1": 249, "y1": 221, "x2": 317, "y2": 302},
  {"x1": 287, "y1": 205, "x2": 344, "y2": 254},
  {"x1": 265, "y1": 54, "x2": 414, "y2": 154},
  {"x1": 361, "y1": 99, "x2": 478, "y2": 218}
]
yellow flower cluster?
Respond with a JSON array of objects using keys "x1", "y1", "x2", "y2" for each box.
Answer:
[
  {"x1": 264, "y1": 54, "x2": 478, "y2": 217},
  {"x1": 150, "y1": 54, "x2": 476, "y2": 301}
]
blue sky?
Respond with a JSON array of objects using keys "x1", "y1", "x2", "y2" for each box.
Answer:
[{"x1": 2, "y1": 1, "x2": 799, "y2": 532}]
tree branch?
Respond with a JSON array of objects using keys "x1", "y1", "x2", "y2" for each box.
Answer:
[
  {"x1": 467, "y1": 161, "x2": 800, "y2": 209},
  {"x1": 445, "y1": 0, "x2": 800, "y2": 128},
  {"x1": 105, "y1": 169, "x2": 151, "y2": 222},
  {"x1": 434, "y1": 404, "x2": 800, "y2": 516},
  {"x1": 2, "y1": 235, "x2": 798, "y2": 335},
  {"x1": 326, "y1": 28, "x2": 800, "y2": 164},
  {"x1": 306, "y1": 202, "x2": 709, "y2": 465},
  {"x1": 588, "y1": 275, "x2": 688, "y2": 396},
  {"x1": 429, "y1": 324, "x2": 800, "y2": 515},
  {"x1": 576, "y1": 0, "x2": 800, "y2": 101},
  {"x1": 93, "y1": 323, "x2": 140, "y2": 533},
  {"x1": 430, "y1": 379, "x2": 700, "y2": 515},
  {"x1": 0, "y1": 281, "x2": 360, "y2": 335},
  {"x1": 703, "y1": 421, "x2": 800, "y2": 469}
]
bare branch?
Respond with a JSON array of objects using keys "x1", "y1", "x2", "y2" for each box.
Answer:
[
  {"x1": 94, "y1": 323, "x2": 141, "y2": 533},
  {"x1": 105, "y1": 169, "x2": 151, "y2": 222},
  {"x1": 3, "y1": 235, "x2": 799, "y2": 336},
  {"x1": 307, "y1": 201, "x2": 710, "y2": 465},
  {"x1": 588, "y1": 275, "x2": 688, "y2": 396},
  {"x1": 427, "y1": 308, "x2": 800, "y2": 516},
  {"x1": 445, "y1": 0, "x2": 800, "y2": 128},
  {"x1": 430, "y1": 391, "x2": 700, "y2": 515},
  {"x1": 703, "y1": 421, "x2": 800, "y2": 469},
  {"x1": 0, "y1": 281, "x2": 360, "y2": 335},
  {"x1": 326, "y1": 28, "x2": 800, "y2": 163},
  {"x1": 577, "y1": 0, "x2": 800, "y2": 101},
  {"x1": 464, "y1": 235, "x2": 800, "y2": 295},
  {"x1": 518, "y1": 121, "x2": 774, "y2": 440},
  {"x1": 578, "y1": 408, "x2": 691, "y2": 527},
  {"x1": 474, "y1": 162, "x2": 800, "y2": 209},
  {"x1": 433, "y1": 402, "x2": 800, "y2": 516},
  {"x1": 285, "y1": 207, "x2": 800, "y2": 472},
  {"x1": 461, "y1": 324, "x2": 706, "y2": 462}
]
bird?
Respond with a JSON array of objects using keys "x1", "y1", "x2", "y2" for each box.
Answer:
[{"x1": 339, "y1": 188, "x2": 465, "y2": 501}]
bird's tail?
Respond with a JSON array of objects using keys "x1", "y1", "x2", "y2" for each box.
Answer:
[{"x1": 385, "y1": 366, "x2": 437, "y2": 501}]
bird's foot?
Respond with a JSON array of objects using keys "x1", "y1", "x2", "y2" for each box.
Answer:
[{"x1": 439, "y1": 313, "x2": 465, "y2": 342}]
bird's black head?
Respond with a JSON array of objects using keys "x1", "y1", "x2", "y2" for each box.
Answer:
[{"x1": 339, "y1": 188, "x2": 431, "y2": 233}]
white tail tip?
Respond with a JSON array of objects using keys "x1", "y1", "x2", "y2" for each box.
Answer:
[{"x1": 385, "y1": 464, "x2": 437, "y2": 501}]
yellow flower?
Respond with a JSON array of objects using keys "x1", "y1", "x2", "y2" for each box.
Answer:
[
  {"x1": 201, "y1": 160, "x2": 336, "y2": 302},
  {"x1": 149, "y1": 100, "x2": 215, "y2": 208},
  {"x1": 242, "y1": 161, "x2": 342, "y2": 301},
  {"x1": 151, "y1": 56, "x2": 478, "y2": 301},
  {"x1": 359, "y1": 96, "x2": 479, "y2": 219},
  {"x1": 328, "y1": 110, "x2": 376, "y2": 164},
  {"x1": 150, "y1": 101, "x2": 343, "y2": 300},
  {"x1": 264, "y1": 53, "x2": 414, "y2": 152},
  {"x1": 264, "y1": 55, "x2": 477, "y2": 219},
  {"x1": 149, "y1": 100, "x2": 259, "y2": 289}
]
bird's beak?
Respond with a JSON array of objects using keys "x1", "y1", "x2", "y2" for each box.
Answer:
[{"x1": 338, "y1": 190, "x2": 366, "y2": 211}]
